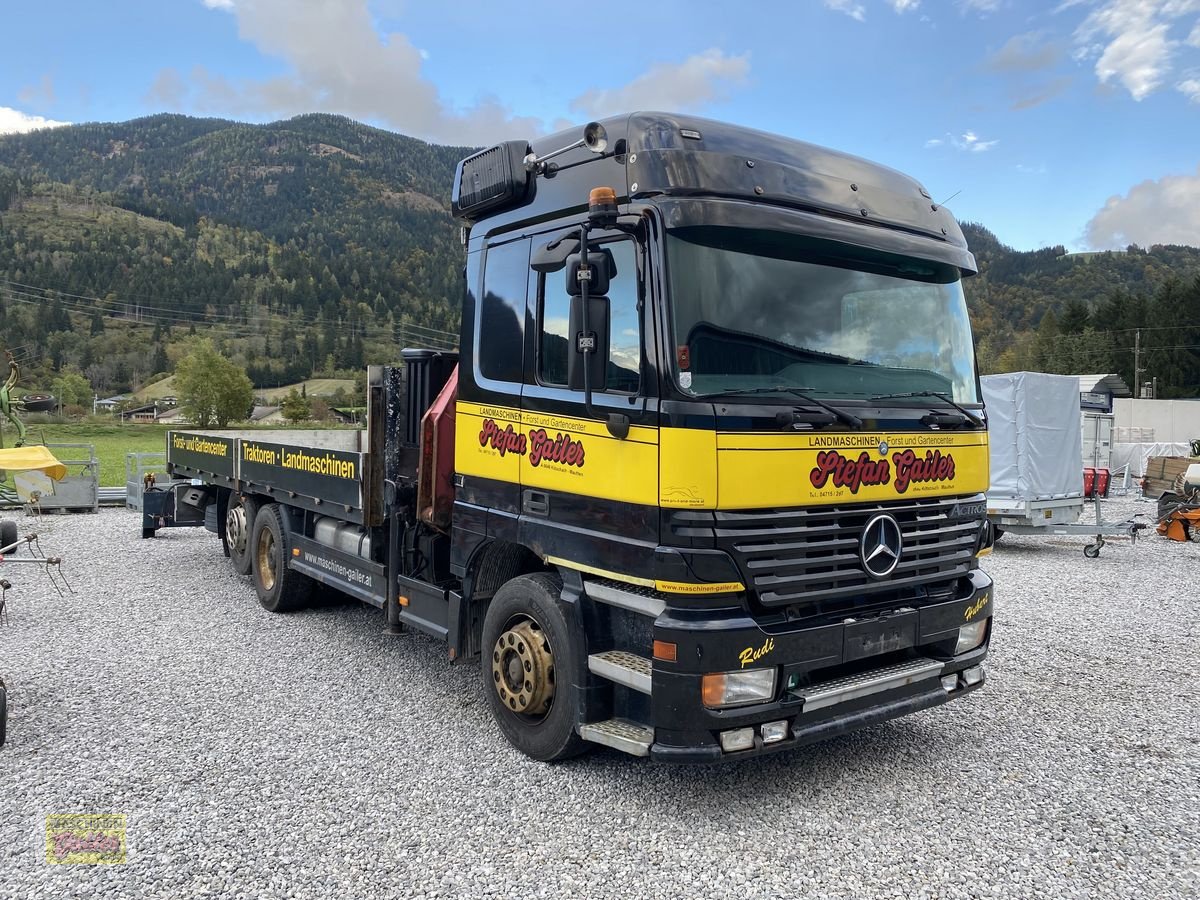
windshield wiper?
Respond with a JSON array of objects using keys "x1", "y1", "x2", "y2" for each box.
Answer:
[
  {"x1": 692, "y1": 386, "x2": 863, "y2": 429},
  {"x1": 870, "y1": 391, "x2": 984, "y2": 428}
]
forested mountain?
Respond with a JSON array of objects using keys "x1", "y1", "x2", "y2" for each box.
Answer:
[
  {"x1": 962, "y1": 223, "x2": 1200, "y2": 397},
  {"x1": 0, "y1": 113, "x2": 1198, "y2": 401},
  {"x1": 0, "y1": 113, "x2": 469, "y2": 397}
]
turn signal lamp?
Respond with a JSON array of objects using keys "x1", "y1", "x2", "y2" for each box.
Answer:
[
  {"x1": 701, "y1": 668, "x2": 777, "y2": 709},
  {"x1": 653, "y1": 640, "x2": 677, "y2": 662}
]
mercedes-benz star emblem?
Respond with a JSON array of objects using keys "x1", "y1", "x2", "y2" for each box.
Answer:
[
  {"x1": 860, "y1": 514, "x2": 903, "y2": 579},
  {"x1": 878, "y1": 440, "x2": 889, "y2": 456}
]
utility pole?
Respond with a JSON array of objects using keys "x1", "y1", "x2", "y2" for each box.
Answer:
[{"x1": 1133, "y1": 329, "x2": 1145, "y2": 397}]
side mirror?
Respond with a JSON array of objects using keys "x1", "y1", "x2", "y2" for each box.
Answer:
[
  {"x1": 568, "y1": 294, "x2": 610, "y2": 392},
  {"x1": 565, "y1": 248, "x2": 616, "y2": 296},
  {"x1": 531, "y1": 236, "x2": 580, "y2": 273}
]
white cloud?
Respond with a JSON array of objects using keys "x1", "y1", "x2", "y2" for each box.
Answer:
[
  {"x1": 182, "y1": 0, "x2": 541, "y2": 145},
  {"x1": 1189, "y1": 22, "x2": 1200, "y2": 46},
  {"x1": 1095, "y1": 22, "x2": 1172, "y2": 99},
  {"x1": 823, "y1": 0, "x2": 917, "y2": 18},
  {"x1": 0, "y1": 106, "x2": 70, "y2": 134},
  {"x1": 1085, "y1": 166, "x2": 1200, "y2": 248},
  {"x1": 957, "y1": 130, "x2": 999, "y2": 151},
  {"x1": 824, "y1": 1, "x2": 866, "y2": 20},
  {"x1": 570, "y1": 50, "x2": 751, "y2": 119},
  {"x1": 924, "y1": 130, "x2": 999, "y2": 152},
  {"x1": 1179, "y1": 76, "x2": 1200, "y2": 99},
  {"x1": 960, "y1": 0, "x2": 1003, "y2": 12},
  {"x1": 1073, "y1": 0, "x2": 1200, "y2": 100}
]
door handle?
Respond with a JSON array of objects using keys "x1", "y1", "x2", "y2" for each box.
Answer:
[{"x1": 523, "y1": 490, "x2": 550, "y2": 517}]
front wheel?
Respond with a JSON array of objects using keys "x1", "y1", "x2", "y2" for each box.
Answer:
[
  {"x1": 481, "y1": 573, "x2": 587, "y2": 762},
  {"x1": 250, "y1": 504, "x2": 313, "y2": 613}
]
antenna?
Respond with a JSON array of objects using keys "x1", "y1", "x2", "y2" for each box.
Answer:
[{"x1": 937, "y1": 189, "x2": 962, "y2": 208}]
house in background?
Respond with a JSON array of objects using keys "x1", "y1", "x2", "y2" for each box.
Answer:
[
  {"x1": 120, "y1": 398, "x2": 183, "y2": 424},
  {"x1": 250, "y1": 405, "x2": 284, "y2": 424},
  {"x1": 94, "y1": 395, "x2": 128, "y2": 414}
]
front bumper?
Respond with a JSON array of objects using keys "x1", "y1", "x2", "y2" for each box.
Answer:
[{"x1": 645, "y1": 569, "x2": 993, "y2": 763}]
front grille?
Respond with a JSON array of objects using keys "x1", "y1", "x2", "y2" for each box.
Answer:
[{"x1": 670, "y1": 494, "x2": 983, "y2": 608}]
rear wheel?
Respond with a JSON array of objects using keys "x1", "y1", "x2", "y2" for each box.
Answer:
[
  {"x1": 250, "y1": 505, "x2": 313, "y2": 613},
  {"x1": 224, "y1": 495, "x2": 257, "y2": 577},
  {"x1": 481, "y1": 573, "x2": 587, "y2": 762}
]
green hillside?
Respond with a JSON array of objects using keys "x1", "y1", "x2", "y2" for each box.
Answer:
[
  {"x1": 961, "y1": 223, "x2": 1200, "y2": 395},
  {"x1": 1, "y1": 113, "x2": 1199, "y2": 397},
  {"x1": 0, "y1": 113, "x2": 467, "y2": 397}
]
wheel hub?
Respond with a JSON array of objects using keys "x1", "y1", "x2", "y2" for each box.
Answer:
[
  {"x1": 491, "y1": 620, "x2": 555, "y2": 717},
  {"x1": 256, "y1": 528, "x2": 277, "y2": 591},
  {"x1": 226, "y1": 503, "x2": 247, "y2": 555}
]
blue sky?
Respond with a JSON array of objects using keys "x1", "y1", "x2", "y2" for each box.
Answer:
[{"x1": 1, "y1": 0, "x2": 1198, "y2": 252}]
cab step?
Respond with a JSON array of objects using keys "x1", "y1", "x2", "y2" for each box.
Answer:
[
  {"x1": 578, "y1": 718, "x2": 654, "y2": 757},
  {"x1": 794, "y1": 657, "x2": 942, "y2": 711},
  {"x1": 583, "y1": 579, "x2": 666, "y2": 618},
  {"x1": 588, "y1": 650, "x2": 652, "y2": 694}
]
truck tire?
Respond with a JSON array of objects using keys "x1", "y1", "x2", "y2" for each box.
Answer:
[
  {"x1": 250, "y1": 504, "x2": 313, "y2": 613},
  {"x1": 481, "y1": 573, "x2": 588, "y2": 762},
  {"x1": 224, "y1": 495, "x2": 257, "y2": 577},
  {"x1": 1, "y1": 520, "x2": 18, "y2": 552}
]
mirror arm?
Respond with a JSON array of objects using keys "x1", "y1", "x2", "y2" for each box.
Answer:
[{"x1": 577, "y1": 223, "x2": 630, "y2": 440}]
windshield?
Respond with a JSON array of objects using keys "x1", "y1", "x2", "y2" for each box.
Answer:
[{"x1": 665, "y1": 227, "x2": 980, "y2": 404}]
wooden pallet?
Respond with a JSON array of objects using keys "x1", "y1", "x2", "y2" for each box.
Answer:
[{"x1": 1142, "y1": 455, "x2": 1199, "y2": 497}]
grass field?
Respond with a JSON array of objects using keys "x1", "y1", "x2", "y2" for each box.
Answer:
[
  {"x1": 4, "y1": 423, "x2": 171, "y2": 487},
  {"x1": 133, "y1": 377, "x2": 357, "y2": 404}
]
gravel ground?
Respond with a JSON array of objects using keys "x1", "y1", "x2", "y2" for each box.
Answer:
[{"x1": 0, "y1": 494, "x2": 1197, "y2": 899}]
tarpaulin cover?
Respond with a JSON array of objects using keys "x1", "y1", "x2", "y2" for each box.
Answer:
[
  {"x1": 0, "y1": 445, "x2": 68, "y2": 481},
  {"x1": 981, "y1": 372, "x2": 1083, "y2": 500},
  {"x1": 1109, "y1": 442, "x2": 1193, "y2": 478}
]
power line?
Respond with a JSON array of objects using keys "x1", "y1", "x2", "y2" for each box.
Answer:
[
  {"x1": 0, "y1": 278, "x2": 460, "y2": 342},
  {"x1": 0, "y1": 276, "x2": 462, "y2": 338}
]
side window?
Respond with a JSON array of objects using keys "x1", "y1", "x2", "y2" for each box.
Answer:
[
  {"x1": 539, "y1": 239, "x2": 641, "y2": 392},
  {"x1": 478, "y1": 240, "x2": 529, "y2": 383}
]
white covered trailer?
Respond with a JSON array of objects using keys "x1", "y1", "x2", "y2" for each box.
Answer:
[{"x1": 981, "y1": 372, "x2": 1146, "y2": 556}]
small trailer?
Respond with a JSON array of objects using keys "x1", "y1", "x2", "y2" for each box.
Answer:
[{"x1": 982, "y1": 372, "x2": 1145, "y2": 557}]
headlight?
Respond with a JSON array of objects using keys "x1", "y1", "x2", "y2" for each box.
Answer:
[
  {"x1": 955, "y1": 618, "x2": 989, "y2": 654},
  {"x1": 701, "y1": 668, "x2": 777, "y2": 708}
]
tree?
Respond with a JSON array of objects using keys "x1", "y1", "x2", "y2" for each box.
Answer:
[
  {"x1": 279, "y1": 387, "x2": 311, "y2": 424},
  {"x1": 51, "y1": 369, "x2": 93, "y2": 409},
  {"x1": 175, "y1": 338, "x2": 254, "y2": 427}
]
